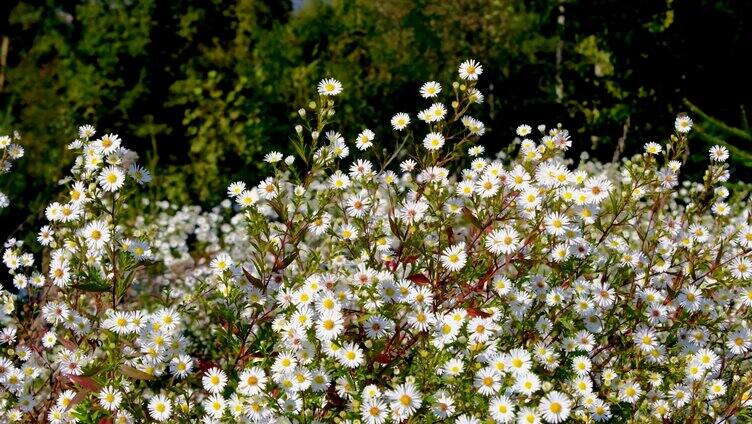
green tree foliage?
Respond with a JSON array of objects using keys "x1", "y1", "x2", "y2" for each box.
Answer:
[{"x1": 1, "y1": 0, "x2": 750, "y2": 226}]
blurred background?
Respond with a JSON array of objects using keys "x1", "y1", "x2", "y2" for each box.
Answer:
[{"x1": 1, "y1": 0, "x2": 751, "y2": 238}]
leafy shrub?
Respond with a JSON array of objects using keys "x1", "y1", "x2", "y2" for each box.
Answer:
[{"x1": 2, "y1": 62, "x2": 752, "y2": 423}]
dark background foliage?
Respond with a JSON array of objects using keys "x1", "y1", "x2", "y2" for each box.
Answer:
[{"x1": 1, "y1": 0, "x2": 751, "y2": 240}]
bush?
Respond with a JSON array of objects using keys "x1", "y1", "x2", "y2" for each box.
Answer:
[{"x1": 1, "y1": 61, "x2": 752, "y2": 423}]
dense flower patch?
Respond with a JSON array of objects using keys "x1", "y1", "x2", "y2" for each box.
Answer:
[{"x1": 1, "y1": 61, "x2": 752, "y2": 423}]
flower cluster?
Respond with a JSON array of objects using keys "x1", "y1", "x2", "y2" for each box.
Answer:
[
  {"x1": 2, "y1": 61, "x2": 752, "y2": 423},
  {"x1": 0, "y1": 131, "x2": 25, "y2": 209}
]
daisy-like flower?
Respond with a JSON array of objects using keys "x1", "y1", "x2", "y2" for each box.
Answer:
[
  {"x1": 79, "y1": 124, "x2": 96, "y2": 138},
  {"x1": 619, "y1": 381, "x2": 642, "y2": 403},
  {"x1": 339, "y1": 342, "x2": 364, "y2": 368},
  {"x1": 514, "y1": 373, "x2": 541, "y2": 396},
  {"x1": 391, "y1": 113, "x2": 410, "y2": 131},
  {"x1": 423, "y1": 132, "x2": 445, "y2": 151},
  {"x1": 400, "y1": 200, "x2": 429, "y2": 224},
  {"x1": 517, "y1": 407, "x2": 541, "y2": 424},
  {"x1": 203, "y1": 393, "x2": 226, "y2": 419},
  {"x1": 98, "y1": 166, "x2": 125, "y2": 192},
  {"x1": 571, "y1": 356, "x2": 592, "y2": 375},
  {"x1": 169, "y1": 354, "x2": 193, "y2": 379},
  {"x1": 539, "y1": 391, "x2": 571, "y2": 423},
  {"x1": 355, "y1": 129, "x2": 375, "y2": 150},
  {"x1": 238, "y1": 367, "x2": 267, "y2": 396},
  {"x1": 427, "y1": 103, "x2": 447, "y2": 122},
  {"x1": 361, "y1": 397, "x2": 389, "y2": 424},
  {"x1": 474, "y1": 367, "x2": 501, "y2": 396},
  {"x1": 83, "y1": 220, "x2": 111, "y2": 251},
  {"x1": 489, "y1": 395, "x2": 515, "y2": 423},
  {"x1": 508, "y1": 348, "x2": 532, "y2": 375},
  {"x1": 729, "y1": 257, "x2": 752, "y2": 280},
  {"x1": 264, "y1": 151, "x2": 283, "y2": 163},
  {"x1": 459, "y1": 59, "x2": 483, "y2": 80},
  {"x1": 516, "y1": 124, "x2": 532, "y2": 137},
  {"x1": 318, "y1": 78, "x2": 343, "y2": 96},
  {"x1": 420, "y1": 81, "x2": 442, "y2": 98},
  {"x1": 258, "y1": 176, "x2": 278, "y2": 199},
  {"x1": 675, "y1": 115, "x2": 693, "y2": 133},
  {"x1": 95, "y1": 133, "x2": 121, "y2": 155},
  {"x1": 387, "y1": 382, "x2": 422, "y2": 417},
  {"x1": 709, "y1": 145, "x2": 729, "y2": 162},
  {"x1": 707, "y1": 379, "x2": 726, "y2": 399},
  {"x1": 644, "y1": 142, "x2": 662, "y2": 155},
  {"x1": 227, "y1": 181, "x2": 246, "y2": 197},
  {"x1": 431, "y1": 391, "x2": 455, "y2": 418},
  {"x1": 544, "y1": 212, "x2": 570, "y2": 236},
  {"x1": 98, "y1": 386, "x2": 122, "y2": 411},
  {"x1": 202, "y1": 367, "x2": 227, "y2": 394},
  {"x1": 329, "y1": 171, "x2": 351, "y2": 190},
  {"x1": 486, "y1": 227, "x2": 520, "y2": 255},
  {"x1": 68, "y1": 181, "x2": 88, "y2": 204},
  {"x1": 107, "y1": 311, "x2": 131, "y2": 335},
  {"x1": 41, "y1": 331, "x2": 57, "y2": 348},
  {"x1": 148, "y1": 394, "x2": 172, "y2": 421},
  {"x1": 441, "y1": 242, "x2": 467, "y2": 271},
  {"x1": 127, "y1": 164, "x2": 152, "y2": 184},
  {"x1": 237, "y1": 189, "x2": 259, "y2": 208},
  {"x1": 728, "y1": 329, "x2": 752, "y2": 355},
  {"x1": 475, "y1": 173, "x2": 500, "y2": 198}
]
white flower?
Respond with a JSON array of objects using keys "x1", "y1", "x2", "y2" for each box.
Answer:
[
  {"x1": 83, "y1": 220, "x2": 111, "y2": 251},
  {"x1": 202, "y1": 367, "x2": 227, "y2": 394},
  {"x1": 644, "y1": 142, "x2": 662, "y2": 155},
  {"x1": 489, "y1": 395, "x2": 515, "y2": 423},
  {"x1": 202, "y1": 393, "x2": 226, "y2": 419},
  {"x1": 516, "y1": 124, "x2": 532, "y2": 137},
  {"x1": 264, "y1": 151, "x2": 283, "y2": 163},
  {"x1": 355, "y1": 129, "x2": 375, "y2": 150},
  {"x1": 238, "y1": 367, "x2": 267, "y2": 396},
  {"x1": 339, "y1": 342, "x2": 364, "y2": 368},
  {"x1": 98, "y1": 166, "x2": 125, "y2": 192},
  {"x1": 441, "y1": 243, "x2": 467, "y2": 271},
  {"x1": 539, "y1": 391, "x2": 571, "y2": 423},
  {"x1": 486, "y1": 227, "x2": 520, "y2": 255},
  {"x1": 675, "y1": 115, "x2": 693, "y2": 133},
  {"x1": 420, "y1": 81, "x2": 442, "y2": 98},
  {"x1": 544, "y1": 212, "x2": 570, "y2": 236},
  {"x1": 78, "y1": 125, "x2": 96, "y2": 139},
  {"x1": 387, "y1": 382, "x2": 422, "y2": 417},
  {"x1": 423, "y1": 132, "x2": 445, "y2": 151},
  {"x1": 709, "y1": 145, "x2": 729, "y2": 162},
  {"x1": 169, "y1": 354, "x2": 193, "y2": 379},
  {"x1": 97, "y1": 386, "x2": 122, "y2": 411},
  {"x1": 391, "y1": 113, "x2": 410, "y2": 130},
  {"x1": 459, "y1": 59, "x2": 483, "y2": 80},
  {"x1": 94, "y1": 133, "x2": 121, "y2": 155},
  {"x1": 361, "y1": 398, "x2": 389, "y2": 424},
  {"x1": 318, "y1": 78, "x2": 343, "y2": 96},
  {"x1": 148, "y1": 394, "x2": 172, "y2": 421}
]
